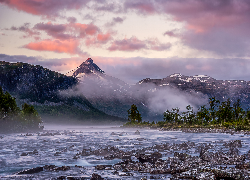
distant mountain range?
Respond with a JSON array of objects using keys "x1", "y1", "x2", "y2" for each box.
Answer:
[
  {"x1": 138, "y1": 73, "x2": 250, "y2": 108},
  {"x1": 1, "y1": 59, "x2": 250, "y2": 123}
]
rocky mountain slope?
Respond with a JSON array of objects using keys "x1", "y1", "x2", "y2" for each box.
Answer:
[
  {"x1": 0, "y1": 61, "x2": 125, "y2": 123},
  {"x1": 137, "y1": 73, "x2": 250, "y2": 109},
  {"x1": 69, "y1": 60, "x2": 250, "y2": 120}
]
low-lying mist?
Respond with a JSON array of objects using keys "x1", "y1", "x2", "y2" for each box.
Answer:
[{"x1": 60, "y1": 75, "x2": 208, "y2": 118}]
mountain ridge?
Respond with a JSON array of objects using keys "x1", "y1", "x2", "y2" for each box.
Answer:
[{"x1": 0, "y1": 60, "x2": 126, "y2": 123}]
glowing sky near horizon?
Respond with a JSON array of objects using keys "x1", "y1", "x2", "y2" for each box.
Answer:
[{"x1": 1, "y1": 0, "x2": 250, "y2": 83}]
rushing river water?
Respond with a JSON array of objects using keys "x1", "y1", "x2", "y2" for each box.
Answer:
[{"x1": 0, "y1": 125, "x2": 250, "y2": 179}]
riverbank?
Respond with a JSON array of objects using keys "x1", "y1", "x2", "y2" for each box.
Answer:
[
  {"x1": 1, "y1": 125, "x2": 250, "y2": 179},
  {"x1": 122, "y1": 122, "x2": 250, "y2": 135}
]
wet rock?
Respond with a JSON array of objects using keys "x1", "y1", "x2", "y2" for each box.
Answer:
[
  {"x1": 25, "y1": 133, "x2": 33, "y2": 136},
  {"x1": 95, "y1": 165, "x2": 112, "y2": 170},
  {"x1": 32, "y1": 149, "x2": 38, "y2": 155},
  {"x1": 119, "y1": 172, "x2": 133, "y2": 176},
  {"x1": 54, "y1": 152, "x2": 61, "y2": 156},
  {"x1": 90, "y1": 173, "x2": 104, "y2": 180},
  {"x1": 20, "y1": 152, "x2": 28, "y2": 156},
  {"x1": 43, "y1": 165, "x2": 70, "y2": 171},
  {"x1": 227, "y1": 147, "x2": 239, "y2": 156},
  {"x1": 122, "y1": 155, "x2": 131, "y2": 161},
  {"x1": 137, "y1": 152, "x2": 162, "y2": 164},
  {"x1": 17, "y1": 166, "x2": 43, "y2": 174},
  {"x1": 134, "y1": 130, "x2": 140, "y2": 135},
  {"x1": 224, "y1": 140, "x2": 242, "y2": 148},
  {"x1": 174, "y1": 152, "x2": 190, "y2": 161}
]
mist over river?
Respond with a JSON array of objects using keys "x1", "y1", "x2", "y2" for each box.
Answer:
[{"x1": 1, "y1": 125, "x2": 250, "y2": 179}]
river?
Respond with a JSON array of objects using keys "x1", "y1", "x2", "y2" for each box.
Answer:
[{"x1": 0, "y1": 125, "x2": 250, "y2": 179}]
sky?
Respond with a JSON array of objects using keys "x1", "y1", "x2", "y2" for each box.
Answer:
[{"x1": 1, "y1": 0, "x2": 250, "y2": 84}]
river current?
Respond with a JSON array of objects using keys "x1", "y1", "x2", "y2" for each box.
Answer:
[{"x1": 0, "y1": 125, "x2": 250, "y2": 179}]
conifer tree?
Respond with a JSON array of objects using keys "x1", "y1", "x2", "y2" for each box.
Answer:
[{"x1": 127, "y1": 104, "x2": 142, "y2": 123}]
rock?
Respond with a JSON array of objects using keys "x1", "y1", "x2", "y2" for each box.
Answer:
[
  {"x1": 43, "y1": 165, "x2": 70, "y2": 171},
  {"x1": 17, "y1": 166, "x2": 43, "y2": 174},
  {"x1": 20, "y1": 152, "x2": 28, "y2": 156},
  {"x1": 32, "y1": 149, "x2": 38, "y2": 155},
  {"x1": 134, "y1": 130, "x2": 140, "y2": 135},
  {"x1": 90, "y1": 173, "x2": 104, "y2": 180},
  {"x1": 122, "y1": 155, "x2": 131, "y2": 161}
]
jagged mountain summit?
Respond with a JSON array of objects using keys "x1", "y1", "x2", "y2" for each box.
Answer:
[
  {"x1": 68, "y1": 58, "x2": 134, "y2": 119},
  {"x1": 72, "y1": 58, "x2": 104, "y2": 78}
]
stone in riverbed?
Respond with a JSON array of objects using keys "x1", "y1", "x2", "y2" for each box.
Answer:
[
  {"x1": 17, "y1": 166, "x2": 43, "y2": 174},
  {"x1": 90, "y1": 173, "x2": 104, "y2": 180},
  {"x1": 134, "y1": 130, "x2": 140, "y2": 135}
]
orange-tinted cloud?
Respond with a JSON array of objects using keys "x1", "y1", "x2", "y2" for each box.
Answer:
[
  {"x1": 1, "y1": 0, "x2": 91, "y2": 17},
  {"x1": 85, "y1": 32, "x2": 112, "y2": 47},
  {"x1": 97, "y1": 33, "x2": 112, "y2": 43},
  {"x1": 74, "y1": 23, "x2": 99, "y2": 37},
  {"x1": 23, "y1": 39, "x2": 81, "y2": 54}
]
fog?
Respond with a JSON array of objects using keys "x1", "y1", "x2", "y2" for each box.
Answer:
[{"x1": 60, "y1": 74, "x2": 208, "y2": 118}]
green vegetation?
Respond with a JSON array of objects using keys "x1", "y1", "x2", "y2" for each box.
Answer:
[
  {"x1": 0, "y1": 86, "x2": 43, "y2": 133},
  {"x1": 124, "y1": 97, "x2": 250, "y2": 131},
  {"x1": 123, "y1": 104, "x2": 142, "y2": 126}
]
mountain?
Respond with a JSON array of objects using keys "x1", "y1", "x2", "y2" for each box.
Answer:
[
  {"x1": 69, "y1": 58, "x2": 139, "y2": 119},
  {"x1": 0, "y1": 61, "x2": 125, "y2": 123},
  {"x1": 72, "y1": 58, "x2": 104, "y2": 77},
  {"x1": 137, "y1": 73, "x2": 250, "y2": 109},
  {"x1": 2, "y1": 58, "x2": 249, "y2": 123}
]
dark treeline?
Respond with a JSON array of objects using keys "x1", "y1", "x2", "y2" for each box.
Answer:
[
  {"x1": 125, "y1": 98, "x2": 250, "y2": 130},
  {"x1": 0, "y1": 86, "x2": 43, "y2": 133}
]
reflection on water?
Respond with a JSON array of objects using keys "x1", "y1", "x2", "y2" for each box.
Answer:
[{"x1": 0, "y1": 124, "x2": 249, "y2": 179}]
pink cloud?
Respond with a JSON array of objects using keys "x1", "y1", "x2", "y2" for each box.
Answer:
[
  {"x1": 108, "y1": 37, "x2": 146, "y2": 51},
  {"x1": 124, "y1": 0, "x2": 156, "y2": 14},
  {"x1": 124, "y1": 0, "x2": 250, "y2": 55},
  {"x1": 33, "y1": 22, "x2": 100, "y2": 40},
  {"x1": 85, "y1": 33, "x2": 112, "y2": 47},
  {"x1": 162, "y1": 0, "x2": 250, "y2": 33},
  {"x1": 147, "y1": 39, "x2": 171, "y2": 51},
  {"x1": 105, "y1": 17, "x2": 125, "y2": 27},
  {"x1": 34, "y1": 22, "x2": 70, "y2": 40},
  {"x1": 108, "y1": 37, "x2": 171, "y2": 52},
  {"x1": 123, "y1": 0, "x2": 250, "y2": 32},
  {"x1": 97, "y1": 33, "x2": 112, "y2": 42},
  {"x1": 163, "y1": 31, "x2": 178, "y2": 37},
  {"x1": 73, "y1": 23, "x2": 99, "y2": 37},
  {"x1": 0, "y1": 0, "x2": 91, "y2": 17},
  {"x1": 9, "y1": 23, "x2": 40, "y2": 39},
  {"x1": 23, "y1": 39, "x2": 82, "y2": 55}
]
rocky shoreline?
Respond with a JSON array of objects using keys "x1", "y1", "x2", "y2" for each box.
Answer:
[{"x1": 1, "y1": 127, "x2": 250, "y2": 179}]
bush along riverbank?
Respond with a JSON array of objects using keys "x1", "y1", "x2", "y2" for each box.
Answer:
[
  {"x1": 123, "y1": 98, "x2": 250, "y2": 132},
  {"x1": 0, "y1": 86, "x2": 43, "y2": 133}
]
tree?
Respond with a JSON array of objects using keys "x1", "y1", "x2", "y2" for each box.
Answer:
[
  {"x1": 209, "y1": 97, "x2": 220, "y2": 122},
  {"x1": 0, "y1": 86, "x2": 43, "y2": 132},
  {"x1": 216, "y1": 98, "x2": 232, "y2": 124},
  {"x1": 185, "y1": 105, "x2": 195, "y2": 125},
  {"x1": 21, "y1": 103, "x2": 42, "y2": 128},
  {"x1": 163, "y1": 107, "x2": 180, "y2": 124},
  {"x1": 233, "y1": 99, "x2": 244, "y2": 122},
  {"x1": 127, "y1": 104, "x2": 142, "y2": 123},
  {"x1": 0, "y1": 87, "x2": 20, "y2": 119},
  {"x1": 197, "y1": 105, "x2": 210, "y2": 125}
]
